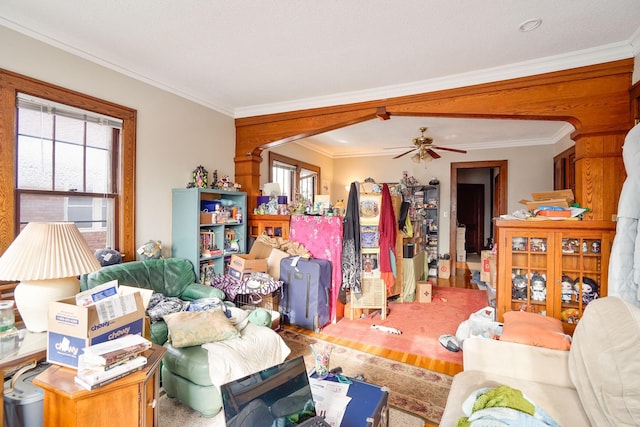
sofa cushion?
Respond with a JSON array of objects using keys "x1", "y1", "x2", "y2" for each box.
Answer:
[
  {"x1": 568, "y1": 296, "x2": 640, "y2": 426},
  {"x1": 440, "y1": 370, "x2": 590, "y2": 427},
  {"x1": 80, "y1": 258, "x2": 197, "y2": 297},
  {"x1": 164, "y1": 310, "x2": 239, "y2": 347},
  {"x1": 162, "y1": 343, "x2": 213, "y2": 387},
  {"x1": 500, "y1": 310, "x2": 571, "y2": 350}
]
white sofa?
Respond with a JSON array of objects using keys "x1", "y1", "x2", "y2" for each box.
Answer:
[{"x1": 440, "y1": 296, "x2": 640, "y2": 426}]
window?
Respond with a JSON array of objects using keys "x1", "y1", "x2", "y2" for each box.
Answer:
[
  {"x1": 16, "y1": 94, "x2": 119, "y2": 250},
  {"x1": 0, "y1": 69, "x2": 136, "y2": 259},
  {"x1": 268, "y1": 152, "x2": 320, "y2": 205}
]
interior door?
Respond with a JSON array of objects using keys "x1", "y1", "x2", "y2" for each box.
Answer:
[{"x1": 457, "y1": 183, "x2": 485, "y2": 254}]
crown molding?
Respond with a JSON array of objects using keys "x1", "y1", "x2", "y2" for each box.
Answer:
[{"x1": 235, "y1": 42, "x2": 635, "y2": 118}]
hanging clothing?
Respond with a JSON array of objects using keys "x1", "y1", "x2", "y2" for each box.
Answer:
[
  {"x1": 341, "y1": 182, "x2": 362, "y2": 295},
  {"x1": 378, "y1": 183, "x2": 397, "y2": 294},
  {"x1": 608, "y1": 123, "x2": 640, "y2": 307}
]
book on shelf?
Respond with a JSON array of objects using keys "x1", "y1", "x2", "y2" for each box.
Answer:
[
  {"x1": 75, "y1": 355, "x2": 147, "y2": 390},
  {"x1": 81, "y1": 334, "x2": 151, "y2": 366},
  {"x1": 200, "y1": 230, "x2": 216, "y2": 257}
]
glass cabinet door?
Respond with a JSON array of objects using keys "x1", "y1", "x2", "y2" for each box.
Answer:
[
  {"x1": 507, "y1": 232, "x2": 553, "y2": 316},
  {"x1": 558, "y1": 233, "x2": 604, "y2": 331}
]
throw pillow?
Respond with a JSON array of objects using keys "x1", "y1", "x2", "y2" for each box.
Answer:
[
  {"x1": 248, "y1": 308, "x2": 272, "y2": 328},
  {"x1": 164, "y1": 310, "x2": 239, "y2": 348},
  {"x1": 500, "y1": 311, "x2": 571, "y2": 350},
  {"x1": 227, "y1": 306, "x2": 250, "y2": 331}
]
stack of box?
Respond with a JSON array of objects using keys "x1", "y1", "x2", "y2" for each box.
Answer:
[
  {"x1": 480, "y1": 250, "x2": 497, "y2": 307},
  {"x1": 456, "y1": 226, "x2": 466, "y2": 262}
]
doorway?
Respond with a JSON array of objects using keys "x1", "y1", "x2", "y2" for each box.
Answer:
[
  {"x1": 457, "y1": 183, "x2": 484, "y2": 254},
  {"x1": 450, "y1": 160, "x2": 508, "y2": 276}
]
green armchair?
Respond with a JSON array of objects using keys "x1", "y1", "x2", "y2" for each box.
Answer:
[{"x1": 80, "y1": 258, "x2": 227, "y2": 417}]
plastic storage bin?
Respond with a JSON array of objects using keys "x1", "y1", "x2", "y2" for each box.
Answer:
[{"x1": 3, "y1": 363, "x2": 47, "y2": 427}]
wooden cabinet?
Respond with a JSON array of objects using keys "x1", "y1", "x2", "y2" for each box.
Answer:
[
  {"x1": 34, "y1": 344, "x2": 166, "y2": 427},
  {"x1": 172, "y1": 188, "x2": 247, "y2": 283},
  {"x1": 248, "y1": 214, "x2": 290, "y2": 240},
  {"x1": 496, "y1": 220, "x2": 615, "y2": 334}
]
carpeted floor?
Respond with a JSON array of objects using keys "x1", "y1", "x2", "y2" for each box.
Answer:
[
  {"x1": 280, "y1": 328, "x2": 452, "y2": 424},
  {"x1": 158, "y1": 392, "x2": 425, "y2": 427},
  {"x1": 321, "y1": 286, "x2": 488, "y2": 368}
]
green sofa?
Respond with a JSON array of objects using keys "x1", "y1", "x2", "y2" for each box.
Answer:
[{"x1": 80, "y1": 258, "x2": 227, "y2": 417}]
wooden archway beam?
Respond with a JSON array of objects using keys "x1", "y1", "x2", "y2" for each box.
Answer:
[{"x1": 235, "y1": 59, "x2": 634, "y2": 218}]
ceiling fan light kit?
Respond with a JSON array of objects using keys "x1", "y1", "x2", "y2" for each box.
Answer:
[{"x1": 392, "y1": 127, "x2": 467, "y2": 161}]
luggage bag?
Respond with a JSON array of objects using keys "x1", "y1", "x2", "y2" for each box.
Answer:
[{"x1": 279, "y1": 256, "x2": 332, "y2": 331}]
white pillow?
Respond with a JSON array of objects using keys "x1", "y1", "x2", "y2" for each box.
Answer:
[{"x1": 227, "y1": 306, "x2": 250, "y2": 331}]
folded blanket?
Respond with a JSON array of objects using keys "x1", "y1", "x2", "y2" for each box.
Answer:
[{"x1": 457, "y1": 386, "x2": 560, "y2": 427}]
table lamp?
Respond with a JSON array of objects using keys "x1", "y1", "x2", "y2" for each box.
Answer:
[{"x1": 0, "y1": 222, "x2": 102, "y2": 332}]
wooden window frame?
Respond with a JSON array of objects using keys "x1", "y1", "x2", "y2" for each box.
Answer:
[
  {"x1": 0, "y1": 68, "x2": 136, "y2": 260},
  {"x1": 268, "y1": 152, "x2": 320, "y2": 203}
]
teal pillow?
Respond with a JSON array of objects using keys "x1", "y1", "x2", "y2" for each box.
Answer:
[{"x1": 248, "y1": 308, "x2": 272, "y2": 328}]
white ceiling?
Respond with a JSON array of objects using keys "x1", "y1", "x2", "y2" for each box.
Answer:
[{"x1": 1, "y1": 1, "x2": 639, "y2": 156}]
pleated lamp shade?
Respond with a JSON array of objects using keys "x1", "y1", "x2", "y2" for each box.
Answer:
[{"x1": 0, "y1": 222, "x2": 102, "y2": 332}]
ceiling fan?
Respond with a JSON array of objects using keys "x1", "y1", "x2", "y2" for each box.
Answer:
[{"x1": 392, "y1": 127, "x2": 467, "y2": 160}]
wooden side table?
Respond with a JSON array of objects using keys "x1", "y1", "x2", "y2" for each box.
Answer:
[{"x1": 33, "y1": 343, "x2": 166, "y2": 427}]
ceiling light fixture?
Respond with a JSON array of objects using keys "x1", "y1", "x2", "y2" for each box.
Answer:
[{"x1": 519, "y1": 18, "x2": 542, "y2": 32}]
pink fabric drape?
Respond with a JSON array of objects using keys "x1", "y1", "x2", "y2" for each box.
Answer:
[{"x1": 289, "y1": 215, "x2": 343, "y2": 323}]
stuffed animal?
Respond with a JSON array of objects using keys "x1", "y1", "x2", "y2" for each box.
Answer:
[
  {"x1": 94, "y1": 248, "x2": 123, "y2": 267},
  {"x1": 137, "y1": 240, "x2": 163, "y2": 260}
]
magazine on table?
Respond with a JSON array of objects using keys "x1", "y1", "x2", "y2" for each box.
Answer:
[
  {"x1": 81, "y1": 334, "x2": 151, "y2": 366},
  {"x1": 75, "y1": 355, "x2": 148, "y2": 390}
]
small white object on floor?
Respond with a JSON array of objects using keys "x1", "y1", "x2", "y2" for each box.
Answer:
[
  {"x1": 371, "y1": 324, "x2": 402, "y2": 335},
  {"x1": 439, "y1": 334, "x2": 460, "y2": 352}
]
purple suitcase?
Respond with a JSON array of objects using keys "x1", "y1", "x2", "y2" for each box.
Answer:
[{"x1": 279, "y1": 256, "x2": 332, "y2": 331}]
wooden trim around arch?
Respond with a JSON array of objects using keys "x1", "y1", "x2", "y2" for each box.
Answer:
[{"x1": 235, "y1": 59, "x2": 635, "y2": 221}]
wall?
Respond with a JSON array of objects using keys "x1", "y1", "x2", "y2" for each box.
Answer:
[
  {"x1": 0, "y1": 26, "x2": 236, "y2": 256},
  {"x1": 328, "y1": 143, "x2": 554, "y2": 254}
]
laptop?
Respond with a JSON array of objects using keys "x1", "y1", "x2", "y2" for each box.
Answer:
[{"x1": 220, "y1": 356, "x2": 330, "y2": 427}]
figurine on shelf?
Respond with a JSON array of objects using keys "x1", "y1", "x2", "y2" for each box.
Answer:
[
  {"x1": 530, "y1": 273, "x2": 547, "y2": 301},
  {"x1": 581, "y1": 277, "x2": 599, "y2": 305},
  {"x1": 512, "y1": 274, "x2": 527, "y2": 300},
  {"x1": 211, "y1": 170, "x2": 218, "y2": 188},
  {"x1": 192, "y1": 165, "x2": 208, "y2": 189},
  {"x1": 561, "y1": 275, "x2": 575, "y2": 303}
]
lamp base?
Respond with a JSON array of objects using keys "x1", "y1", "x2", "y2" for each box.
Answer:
[{"x1": 14, "y1": 277, "x2": 80, "y2": 333}]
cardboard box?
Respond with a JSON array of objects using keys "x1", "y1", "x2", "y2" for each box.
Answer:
[
  {"x1": 47, "y1": 291, "x2": 146, "y2": 368},
  {"x1": 266, "y1": 248, "x2": 289, "y2": 280},
  {"x1": 228, "y1": 254, "x2": 268, "y2": 281},
  {"x1": 480, "y1": 250, "x2": 497, "y2": 283},
  {"x1": 519, "y1": 189, "x2": 575, "y2": 211},
  {"x1": 456, "y1": 251, "x2": 467, "y2": 262},
  {"x1": 248, "y1": 240, "x2": 274, "y2": 258},
  {"x1": 417, "y1": 281, "x2": 432, "y2": 303},
  {"x1": 200, "y1": 212, "x2": 217, "y2": 224},
  {"x1": 438, "y1": 259, "x2": 451, "y2": 279}
]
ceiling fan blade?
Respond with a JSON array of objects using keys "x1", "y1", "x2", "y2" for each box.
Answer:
[
  {"x1": 393, "y1": 149, "x2": 416, "y2": 159},
  {"x1": 426, "y1": 149, "x2": 441, "y2": 159},
  {"x1": 433, "y1": 146, "x2": 467, "y2": 154}
]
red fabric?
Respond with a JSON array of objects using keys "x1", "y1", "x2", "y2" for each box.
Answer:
[{"x1": 378, "y1": 184, "x2": 397, "y2": 292}]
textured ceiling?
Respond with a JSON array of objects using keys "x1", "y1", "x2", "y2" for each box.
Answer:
[{"x1": 1, "y1": 0, "x2": 639, "y2": 155}]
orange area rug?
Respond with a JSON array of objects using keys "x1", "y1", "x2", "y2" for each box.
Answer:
[{"x1": 319, "y1": 286, "x2": 489, "y2": 373}]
